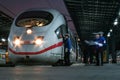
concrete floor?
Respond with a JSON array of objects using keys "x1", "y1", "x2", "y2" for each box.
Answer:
[{"x1": 0, "y1": 63, "x2": 120, "y2": 80}]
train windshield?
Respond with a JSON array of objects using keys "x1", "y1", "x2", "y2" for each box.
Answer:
[{"x1": 15, "y1": 11, "x2": 53, "y2": 27}]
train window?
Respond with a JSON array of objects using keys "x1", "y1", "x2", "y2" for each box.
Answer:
[
  {"x1": 15, "y1": 11, "x2": 53, "y2": 27},
  {"x1": 55, "y1": 27, "x2": 62, "y2": 39}
]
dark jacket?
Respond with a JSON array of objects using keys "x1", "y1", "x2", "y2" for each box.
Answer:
[{"x1": 64, "y1": 38, "x2": 72, "y2": 52}]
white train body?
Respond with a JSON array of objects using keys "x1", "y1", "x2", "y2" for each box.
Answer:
[{"x1": 8, "y1": 9, "x2": 76, "y2": 64}]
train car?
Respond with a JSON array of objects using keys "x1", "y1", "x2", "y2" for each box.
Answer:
[{"x1": 8, "y1": 9, "x2": 77, "y2": 65}]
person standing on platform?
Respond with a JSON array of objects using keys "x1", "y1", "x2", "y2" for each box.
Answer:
[
  {"x1": 64, "y1": 34, "x2": 72, "y2": 65},
  {"x1": 98, "y1": 31, "x2": 106, "y2": 51},
  {"x1": 98, "y1": 31, "x2": 107, "y2": 64},
  {"x1": 94, "y1": 33, "x2": 104, "y2": 66}
]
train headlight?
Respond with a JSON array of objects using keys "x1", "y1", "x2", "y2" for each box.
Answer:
[
  {"x1": 26, "y1": 29, "x2": 32, "y2": 34},
  {"x1": 34, "y1": 36, "x2": 44, "y2": 45},
  {"x1": 13, "y1": 37, "x2": 21, "y2": 46},
  {"x1": 35, "y1": 39, "x2": 43, "y2": 45}
]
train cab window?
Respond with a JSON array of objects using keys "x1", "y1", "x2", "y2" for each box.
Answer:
[
  {"x1": 15, "y1": 11, "x2": 53, "y2": 27},
  {"x1": 55, "y1": 27, "x2": 62, "y2": 39}
]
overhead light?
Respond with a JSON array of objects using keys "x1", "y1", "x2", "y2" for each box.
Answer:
[
  {"x1": 114, "y1": 19, "x2": 118, "y2": 26},
  {"x1": 1, "y1": 38, "x2": 6, "y2": 42},
  {"x1": 114, "y1": 21, "x2": 118, "y2": 26},
  {"x1": 115, "y1": 18, "x2": 118, "y2": 22},
  {"x1": 78, "y1": 38, "x2": 80, "y2": 42},
  {"x1": 110, "y1": 29, "x2": 113, "y2": 32},
  {"x1": 107, "y1": 32, "x2": 110, "y2": 37}
]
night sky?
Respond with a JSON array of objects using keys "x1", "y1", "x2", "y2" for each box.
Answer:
[{"x1": 0, "y1": 0, "x2": 76, "y2": 33}]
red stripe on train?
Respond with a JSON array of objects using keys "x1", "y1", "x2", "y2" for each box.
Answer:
[{"x1": 9, "y1": 42, "x2": 63, "y2": 55}]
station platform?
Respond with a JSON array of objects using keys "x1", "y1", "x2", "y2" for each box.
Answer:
[{"x1": 0, "y1": 63, "x2": 120, "y2": 80}]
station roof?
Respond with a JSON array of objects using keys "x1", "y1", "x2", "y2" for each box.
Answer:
[
  {"x1": 0, "y1": 11, "x2": 13, "y2": 38},
  {"x1": 64, "y1": 0, "x2": 120, "y2": 42}
]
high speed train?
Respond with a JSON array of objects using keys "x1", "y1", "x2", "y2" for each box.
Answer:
[{"x1": 8, "y1": 9, "x2": 78, "y2": 65}]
